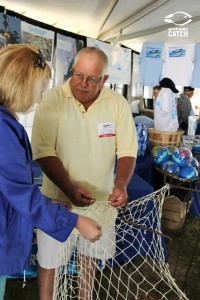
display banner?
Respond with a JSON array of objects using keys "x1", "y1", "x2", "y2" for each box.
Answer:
[
  {"x1": 132, "y1": 52, "x2": 143, "y2": 97},
  {"x1": 21, "y1": 21, "x2": 55, "y2": 67},
  {"x1": 87, "y1": 37, "x2": 131, "y2": 85},
  {"x1": 0, "y1": 12, "x2": 22, "y2": 45},
  {"x1": 55, "y1": 34, "x2": 84, "y2": 86}
]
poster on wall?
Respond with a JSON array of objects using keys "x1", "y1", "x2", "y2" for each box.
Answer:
[
  {"x1": 21, "y1": 21, "x2": 55, "y2": 67},
  {"x1": 20, "y1": 21, "x2": 55, "y2": 139},
  {"x1": 87, "y1": 37, "x2": 131, "y2": 85},
  {"x1": 131, "y1": 52, "x2": 143, "y2": 97},
  {"x1": 55, "y1": 33, "x2": 84, "y2": 86},
  {"x1": 0, "y1": 12, "x2": 22, "y2": 45}
]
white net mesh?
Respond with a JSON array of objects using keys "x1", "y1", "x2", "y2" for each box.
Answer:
[{"x1": 53, "y1": 185, "x2": 188, "y2": 300}]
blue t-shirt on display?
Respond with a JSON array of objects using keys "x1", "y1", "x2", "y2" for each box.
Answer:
[{"x1": 138, "y1": 42, "x2": 164, "y2": 86}]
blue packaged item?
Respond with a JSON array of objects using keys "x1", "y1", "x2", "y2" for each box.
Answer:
[{"x1": 135, "y1": 123, "x2": 149, "y2": 156}]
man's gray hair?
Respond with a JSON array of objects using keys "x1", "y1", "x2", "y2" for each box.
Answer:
[{"x1": 74, "y1": 46, "x2": 108, "y2": 74}]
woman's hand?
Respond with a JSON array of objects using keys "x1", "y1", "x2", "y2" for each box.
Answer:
[{"x1": 75, "y1": 215, "x2": 102, "y2": 242}]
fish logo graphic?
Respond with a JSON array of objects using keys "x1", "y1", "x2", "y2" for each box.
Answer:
[{"x1": 164, "y1": 11, "x2": 192, "y2": 26}]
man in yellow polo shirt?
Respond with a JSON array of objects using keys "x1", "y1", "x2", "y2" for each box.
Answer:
[{"x1": 31, "y1": 46, "x2": 138, "y2": 300}]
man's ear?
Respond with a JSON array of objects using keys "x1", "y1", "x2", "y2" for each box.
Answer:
[{"x1": 103, "y1": 75, "x2": 109, "y2": 84}]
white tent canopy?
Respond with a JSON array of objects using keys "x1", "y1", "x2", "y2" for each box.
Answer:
[{"x1": 1, "y1": 0, "x2": 200, "y2": 52}]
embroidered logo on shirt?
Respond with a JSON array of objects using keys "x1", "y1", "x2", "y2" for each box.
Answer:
[{"x1": 98, "y1": 122, "x2": 115, "y2": 137}]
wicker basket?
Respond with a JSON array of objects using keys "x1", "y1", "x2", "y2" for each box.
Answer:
[
  {"x1": 162, "y1": 195, "x2": 187, "y2": 231},
  {"x1": 148, "y1": 128, "x2": 184, "y2": 148}
]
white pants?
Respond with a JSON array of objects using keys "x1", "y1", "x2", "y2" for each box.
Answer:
[{"x1": 37, "y1": 225, "x2": 116, "y2": 269}]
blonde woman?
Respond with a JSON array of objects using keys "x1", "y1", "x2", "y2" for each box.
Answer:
[{"x1": 0, "y1": 44, "x2": 101, "y2": 297}]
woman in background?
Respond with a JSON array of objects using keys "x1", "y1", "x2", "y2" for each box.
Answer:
[{"x1": 154, "y1": 77, "x2": 179, "y2": 132}]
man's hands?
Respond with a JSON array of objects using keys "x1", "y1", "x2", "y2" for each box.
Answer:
[
  {"x1": 68, "y1": 185, "x2": 96, "y2": 207},
  {"x1": 75, "y1": 215, "x2": 102, "y2": 242},
  {"x1": 108, "y1": 186, "x2": 128, "y2": 207},
  {"x1": 109, "y1": 156, "x2": 135, "y2": 207},
  {"x1": 55, "y1": 184, "x2": 127, "y2": 209}
]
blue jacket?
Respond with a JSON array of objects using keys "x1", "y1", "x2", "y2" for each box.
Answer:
[{"x1": 0, "y1": 106, "x2": 78, "y2": 276}]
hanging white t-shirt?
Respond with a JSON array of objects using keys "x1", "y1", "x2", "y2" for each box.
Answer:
[
  {"x1": 154, "y1": 88, "x2": 179, "y2": 132},
  {"x1": 162, "y1": 43, "x2": 195, "y2": 86}
]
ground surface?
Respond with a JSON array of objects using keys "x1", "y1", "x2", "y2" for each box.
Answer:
[{"x1": 4, "y1": 214, "x2": 200, "y2": 300}]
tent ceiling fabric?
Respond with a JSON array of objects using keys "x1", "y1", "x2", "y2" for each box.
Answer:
[{"x1": 1, "y1": 0, "x2": 200, "y2": 52}]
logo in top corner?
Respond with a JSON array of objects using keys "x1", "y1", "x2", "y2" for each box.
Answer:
[{"x1": 164, "y1": 11, "x2": 192, "y2": 26}]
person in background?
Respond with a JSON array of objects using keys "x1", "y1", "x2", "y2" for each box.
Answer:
[
  {"x1": 177, "y1": 86, "x2": 195, "y2": 134},
  {"x1": 152, "y1": 85, "x2": 161, "y2": 103},
  {"x1": 31, "y1": 46, "x2": 138, "y2": 300},
  {"x1": 133, "y1": 86, "x2": 161, "y2": 128},
  {"x1": 0, "y1": 44, "x2": 102, "y2": 299},
  {"x1": 154, "y1": 77, "x2": 179, "y2": 132}
]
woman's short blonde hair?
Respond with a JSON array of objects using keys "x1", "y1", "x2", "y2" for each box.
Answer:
[{"x1": 0, "y1": 44, "x2": 52, "y2": 113}]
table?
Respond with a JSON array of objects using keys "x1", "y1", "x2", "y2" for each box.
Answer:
[
  {"x1": 190, "y1": 188, "x2": 200, "y2": 218},
  {"x1": 115, "y1": 172, "x2": 167, "y2": 264},
  {"x1": 134, "y1": 154, "x2": 200, "y2": 290},
  {"x1": 135, "y1": 153, "x2": 154, "y2": 186},
  {"x1": 127, "y1": 172, "x2": 154, "y2": 200}
]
